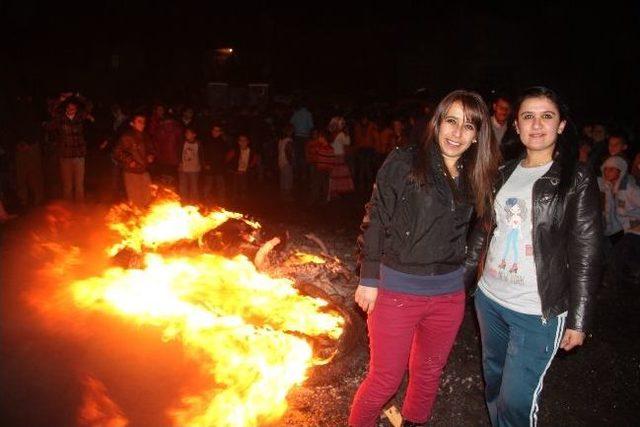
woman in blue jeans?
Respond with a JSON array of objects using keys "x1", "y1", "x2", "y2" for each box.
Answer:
[{"x1": 466, "y1": 86, "x2": 602, "y2": 426}]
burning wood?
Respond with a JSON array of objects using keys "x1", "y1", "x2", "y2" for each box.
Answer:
[
  {"x1": 253, "y1": 237, "x2": 281, "y2": 270},
  {"x1": 304, "y1": 233, "x2": 330, "y2": 255},
  {"x1": 34, "y1": 190, "x2": 349, "y2": 427},
  {"x1": 105, "y1": 196, "x2": 260, "y2": 257}
]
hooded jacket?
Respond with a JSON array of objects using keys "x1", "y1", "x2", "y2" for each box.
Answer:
[{"x1": 599, "y1": 155, "x2": 640, "y2": 235}]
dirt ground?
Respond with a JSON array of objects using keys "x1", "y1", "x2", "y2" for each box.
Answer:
[{"x1": 1, "y1": 182, "x2": 638, "y2": 426}]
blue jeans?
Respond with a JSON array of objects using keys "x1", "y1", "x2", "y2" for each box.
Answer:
[{"x1": 474, "y1": 289, "x2": 566, "y2": 427}]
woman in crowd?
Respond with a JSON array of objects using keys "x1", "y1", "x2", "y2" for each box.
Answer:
[
  {"x1": 466, "y1": 86, "x2": 602, "y2": 426},
  {"x1": 327, "y1": 116, "x2": 355, "y2": 200},
  {"x1": 350, "y1": 89, "x2": 500, "y2": 427}
]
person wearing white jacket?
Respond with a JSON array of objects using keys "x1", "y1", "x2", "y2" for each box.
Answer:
[
  {"x1": 598, "y1": 155, "x2": 640, "y2": 237},
  {"x1": 599, "y1": 155, "x2": 640, "y2": 283}
]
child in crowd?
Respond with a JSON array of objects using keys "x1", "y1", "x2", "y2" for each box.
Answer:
[
  {"x1": 598, "y1": 156, "x2": 627, "y2": 250},
  {"x1": 178, "y1": 127, "x2": 204, "y2": 203},
  {"x1": 202, "y1": 123, "x2": 229, "y2": 204},
  {"x1": 306, "y1": 130, "x2": 335, "y2": 206},
  {"x1": 225, "y1": 135, "x2": 259, "y2": 203},
  {"x1": 599, "y1": 155, "x2": 640, "y2": 282},
  {"x1": 277, "y1": 124, "x2": 294, "y2": 201},
  {"x1": 605, "y1": 131, "x2": 631, "y2": 168},
  {"x1": 113, "y1": 113, "x2": 155, "y2": 208},
  {"x1": 327, "y1": 116, "x2": 354, "y2": 200}
]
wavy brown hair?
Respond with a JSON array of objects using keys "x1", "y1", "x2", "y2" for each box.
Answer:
[{"x1": 410, "y1": 89, "x2": 501, "y2": 217}]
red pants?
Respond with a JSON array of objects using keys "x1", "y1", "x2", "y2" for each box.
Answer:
[{"x1": 349, "y1": 289, "x2": 465, "y2": 426}]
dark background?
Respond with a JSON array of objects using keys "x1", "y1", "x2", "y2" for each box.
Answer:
[{"x1": 1, "y1": 1, "x2": 639, "y2": 124}]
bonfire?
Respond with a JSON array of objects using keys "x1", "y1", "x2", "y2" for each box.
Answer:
[{"x1": 33, "y1": 189, "x2": 346, "y2": 427}]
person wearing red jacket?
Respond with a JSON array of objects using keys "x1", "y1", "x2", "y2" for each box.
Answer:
[{"x1": 147, "y1": 104, "x2": 183, "y2": 184}]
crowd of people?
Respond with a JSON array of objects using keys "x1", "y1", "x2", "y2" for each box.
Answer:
[
  {"x1": 2, "y1": 90, "x2": 636, "y2": 217},
  {"x1": 0, "y1": 92, "x2": 433, "y2": 217},
  {"x1": 1, "y1": 86, "x2": 638, "y2": 426}
]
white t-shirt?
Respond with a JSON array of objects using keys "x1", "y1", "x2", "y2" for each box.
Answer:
[
  {"x1": 181, "y1": 141, "x2": 200, "y2": 172},
  {"x1": 331, "y1": 132, "x2": 350, "y2": 156},
  {"x1": 478, "y1": 161, "x2": 553, "y2": 315}
]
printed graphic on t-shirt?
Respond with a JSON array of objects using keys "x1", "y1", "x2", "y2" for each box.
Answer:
[
  {"x1": 183, "y1": 144, "x2": 196, "y2": 163},
  {"x1": 182, "y1": 142, "x2": 200, "y2": 171},
  {"x1": 485, "y1": 197, "x2": 533, "y2": 285}
]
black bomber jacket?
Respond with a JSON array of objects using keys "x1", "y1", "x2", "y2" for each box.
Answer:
[
  {"x1": 464, "y1": 158, "x2": 603, "y2": 331},
  {"x1": 357, "y1": 145, "x2": 474, "y2": 282}
]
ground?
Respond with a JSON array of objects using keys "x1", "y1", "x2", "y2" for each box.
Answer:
[{"x1": 1, "y1": 183, "x2": 638, "y2": 426}]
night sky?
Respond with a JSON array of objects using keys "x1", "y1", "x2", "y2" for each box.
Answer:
[{"x1": 2, "y1": 1, "x2": 639, "y2": 124}]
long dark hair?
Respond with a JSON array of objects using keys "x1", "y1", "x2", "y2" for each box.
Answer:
[
  {"x1": 514, "y1": 86, "x2": 577, "y2": 202},
  {"x1": 410, "y1": 89, "x2": 500, "y2": 217}
]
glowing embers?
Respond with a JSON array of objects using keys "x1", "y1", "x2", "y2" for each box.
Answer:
[{"x1": 284, "y1": 251, "x2": 327, "y2": 267}]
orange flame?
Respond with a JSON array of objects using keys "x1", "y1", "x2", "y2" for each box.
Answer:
[
  {"x1": 106, "y1": 200, "x2": 260, "y2": 256},
  {"x1": 44, "y1": 195, "x2": 344, "y2": 426},
  {"x1": 284, "y1": 251, "x2": 327, "y2": 266},
  {"x1": 78, "y1": 376, "x2": 129, "y2": 427}
]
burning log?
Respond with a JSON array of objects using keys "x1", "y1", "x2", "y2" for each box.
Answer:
[
  {"x1": 35, "y1": 192, "x2": 362, "y2": 427},
  {"x1": 304, "y1": 233, "x2": 330, "y2": 256},
  {"x1": 202, "y1": 217, "x2": 261, "y2": 256},
  {"x1": 295, "y1": 280, "x2": 366, "y2": 387},
  {"x1": 253, "y1": 237, "x2": 281, "y2": 270}
]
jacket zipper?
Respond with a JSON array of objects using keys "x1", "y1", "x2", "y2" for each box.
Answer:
[
  {"x1": 534, "y1": 175, "x2": 558, "y2": 325},
  {"x1": 531, "y1": 180, "x2": 545, "y2": 324}
]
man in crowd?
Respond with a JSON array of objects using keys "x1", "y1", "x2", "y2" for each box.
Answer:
[
  {"x1": 113, "y1": 113, "x2": 155, "y2": 208},
  {"x1": 49, "y1": 93, "x2": 94, "y2": 202}
]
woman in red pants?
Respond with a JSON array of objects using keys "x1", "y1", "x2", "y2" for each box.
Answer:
[{"x1": 349, "y1": 89, "x2": 500, "y2": 427}]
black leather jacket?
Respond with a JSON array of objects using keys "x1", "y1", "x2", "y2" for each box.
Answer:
[
  {"x1": 465, "y1": 158, "x2": 603, "y2": 331},
  {"x1": 358, "y1": 145, "x2": 474, "y2": 281}
]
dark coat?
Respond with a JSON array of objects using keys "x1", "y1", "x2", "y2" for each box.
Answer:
[
  {"x1": 358, "y1": 144, "x2": 474, "y2": 280},
  {"x1": 465, "y1": 158, "x2": 603, "y2": 331},
  {"x1": 224, "y1": 147, "x2": 259, "y2": 174},
  {"x1": 113, "y1": 129, "x2": 154, "y2": 173}
]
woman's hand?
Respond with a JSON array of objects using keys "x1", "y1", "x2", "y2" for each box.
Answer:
[
  {"x1": 355, "y1": 285, "x2": 378, "y2": 314},
  {"x1": 560, "y1": 328, "x2": 586, "y2": 351}
]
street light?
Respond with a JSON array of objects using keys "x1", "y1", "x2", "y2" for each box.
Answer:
[{"x1": 216, "y1": 47, "x2": 234, "y2": 56}]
